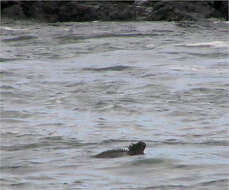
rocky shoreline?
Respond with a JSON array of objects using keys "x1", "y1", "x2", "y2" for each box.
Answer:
[{"x1": 1, "y1": 1, "x2": 228, "y2": 22}]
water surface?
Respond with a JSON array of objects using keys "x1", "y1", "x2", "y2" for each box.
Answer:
[{"x1": 1, "y1": 19, "x2": 229, "y2": 189}]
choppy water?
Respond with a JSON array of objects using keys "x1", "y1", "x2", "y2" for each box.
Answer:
[{"x1": 1, "y1": 19, "x2": 229, "y2": 190}]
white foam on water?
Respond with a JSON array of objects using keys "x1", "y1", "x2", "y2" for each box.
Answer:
[
  {"x1": 0, "y1": 26, "x2": 27, "y2": 31},
  {"x1": 184, "y1": 41, "x2": 229, "y2": 48}
]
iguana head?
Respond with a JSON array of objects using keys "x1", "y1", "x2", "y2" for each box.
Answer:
[{"x1": 128, "y1": 141, "x2": 146, "y2": 155}]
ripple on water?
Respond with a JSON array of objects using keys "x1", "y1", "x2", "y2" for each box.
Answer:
[
  {"x1": 1, "y1": 110, "x2": 32, "y2": 119},
  {"x1": 82, "y1": 65, "x2": 132, "y2": 72},
  {"x1": 2, "y1": 35, "x2": 37, "y2": 42},
  {"x1": 0, "y1": 85, "x2": 15, "y2": 89},
  {"x1": 130, "y1": 158, "x2": 166, "y2": 166},
  {"x1": 1, "y1": 136, "x2": 94, "y2": 152}
]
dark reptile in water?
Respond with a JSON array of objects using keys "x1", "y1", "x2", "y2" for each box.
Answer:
[{"x1": 95, "y1": 141, "x2": 146, "y2": 158}]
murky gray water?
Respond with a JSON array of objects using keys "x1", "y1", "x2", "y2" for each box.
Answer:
[{"x1": 1, "y1": 19, "x2": 229, "y2": 189}]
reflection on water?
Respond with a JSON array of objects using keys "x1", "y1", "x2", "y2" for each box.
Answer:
[{"x1": 0, "y1": 19, "x2": 229, "y2": 190}]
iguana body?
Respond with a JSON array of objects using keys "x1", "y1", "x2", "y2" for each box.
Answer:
[{"x1": 95, "y1": 141, "x2": 146, "y2": 158}]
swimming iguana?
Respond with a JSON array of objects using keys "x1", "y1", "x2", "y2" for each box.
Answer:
[{"x1": 95, "y1": 141, "x2": 146, "y2": 158}]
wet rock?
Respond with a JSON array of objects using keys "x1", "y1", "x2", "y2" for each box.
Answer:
[
  {"x1": 58, "y1": 2, "x2": 99, "y2": 22},
  {"x1": 1, "y1": 1, "x2": 26, "y2": 19},
  {"x1": 138, "y1": 1, "x2": 228, "y2": 21},
  {"x1": 210, "y1": 1, "x2": 229, "y2": 20},
  {"x1": 1, "y1": 1, "x2": 228, "y2": 22}
]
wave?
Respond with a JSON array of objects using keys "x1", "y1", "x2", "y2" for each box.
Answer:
[{"x1": 183, "y1": 41, "x2": 229, "y2": 48}]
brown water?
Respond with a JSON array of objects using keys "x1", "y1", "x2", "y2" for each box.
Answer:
[{"x1": 1, "y1": 19, "x2": 229, "y2": 189}]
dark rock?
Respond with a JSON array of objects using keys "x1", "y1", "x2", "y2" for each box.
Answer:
[
  {"x1": 1, "y1": 2, "x2": 26, "y2": 19},
  {"x1": 58, "y1": 2, "x2": 99, "y2": 22},
  {"x1": 149, "y1": 1, "x2": 226, "y2": 21},
  {"x1": 21, "y1": 1, "x2": 63, "y2": 22},
  {"x1": 1, "y1": 0, "x2": 17, "y2": 9},
  {"x1": 209, "y1": 1, "x2": 228, "y2": 20},
  {"x1": 1, "y1": 0, "x2": 228, "y2": 22}
]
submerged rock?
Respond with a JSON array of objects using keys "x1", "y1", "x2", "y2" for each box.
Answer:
[{"x1": 95, "y1": 141, "x2": 146, "y2": 158}]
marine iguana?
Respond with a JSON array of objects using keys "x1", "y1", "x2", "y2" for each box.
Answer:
[{"x1": 95, "y1": 141, "x2": 146, "y2": 158}]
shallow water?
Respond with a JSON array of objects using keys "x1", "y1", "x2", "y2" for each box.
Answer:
[{"x1": 0, "y1": 19, "x2": 229, "y2": 189}]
